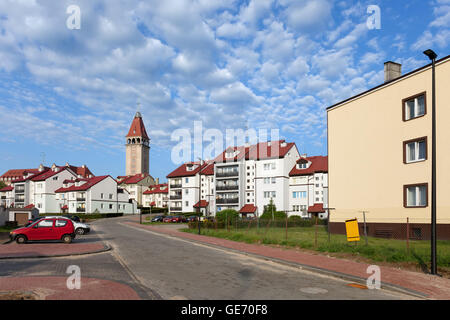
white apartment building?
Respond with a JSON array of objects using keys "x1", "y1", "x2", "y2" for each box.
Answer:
[
  {"x1": 142, "y1": 183, "x2": 169, "y2": 208},
  {"x1": 167, "y1": 161, "x2": 215, "y2": 215},
  {"x1": 214, "y1": 140, "x2": 300, "y2": 216},
  {"x1": 55, "y1": 175, "x2": 138, "y2": 214},
  {"x1": 0, "y1": 185, "x2": 14, "y2": 207},
  {"x1": 289, "y1": 156, "x2": 328, "y2": 219},
  {"x1": 117, "y1": 173, "x2": 155, "y2": 206}
]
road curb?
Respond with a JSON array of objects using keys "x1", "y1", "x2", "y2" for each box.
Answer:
[
  {"x1": 0, "y1": 243, "x2": 112, "y2": 260},
  {"x1": 127, "y1": 222, "x2": 429, "y2": 299}
]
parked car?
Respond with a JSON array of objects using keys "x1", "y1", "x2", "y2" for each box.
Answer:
[
  {"x1": 151, "y1": 215, "x2": 165, "y2": 222},
  {"x1": 163, "y1": 216, "x2": 173, "y2": 223},
  {"x1": 63, "y1": 215, "x2": 81, "y2": 223},
  {"x1": 186, "y1": 216, "x2": 199, "y2": 223},
  {"x1": 10, "y1": 217, "x2": 76, "y2": 244},
  {"x1": 171, "y1": 215, "x2": 187, "y2": 223},
  {"x1": 45, "y1": 216, "x2": 90, "y2": 235}
]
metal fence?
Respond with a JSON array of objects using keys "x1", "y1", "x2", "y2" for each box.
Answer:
[{"x1": 188, "y1": 215, "x2": 450, "y2": 271}]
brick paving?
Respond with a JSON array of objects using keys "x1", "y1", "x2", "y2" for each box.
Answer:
[
  {"x1": 0, "y1": 276, "x2": 140, "y2": 300},
  {"x1": 0, "y1": 242, "x2": 108, "y2": 259},
  {"x1": 126, "y1": 221, "x2": 450, "y2": 300}
]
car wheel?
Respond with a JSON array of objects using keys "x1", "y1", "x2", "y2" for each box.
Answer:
[
  {"x1": 62, "y1": 234, "x2": 72, "y2": 244},
  {"x1": 16, "y1": 235, "x2": 27, "y2": 244},
  {"x1": 76, "y1": 228, "x2": 85, "y2": 235}
]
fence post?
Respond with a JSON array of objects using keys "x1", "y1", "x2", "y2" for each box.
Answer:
[
  {"x1": 285, "y1": 213, "x2": 288, "y2": 242},
  {"x1": 314, "y1": 215, "x2": 318, "y2": 249},
  {"x1": 406, "y1": 217, "x2": 410, "y2": 255},
  {"x1": 363, "y1": 211, "x2": 368, "y2": 246}
]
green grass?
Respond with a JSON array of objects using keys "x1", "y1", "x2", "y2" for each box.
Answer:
[
  {"x1": 0, "y1": 225, "x2": 16, "y2": 232},
  {"x1": 182, "y1": 225, "x2": 450, "y2": 271}
]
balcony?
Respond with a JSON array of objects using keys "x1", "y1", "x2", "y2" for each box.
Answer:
[
  {"x1": 216, "y1": 185, "x2": 239, "y2": 191},
  {"x1": 76, "y1": 197, "x2": 86, "y2": 202},
  {"x1": 14, "y1": 198, "x2": 25, "y2": 203},
  {"x1": 216, "y1": 171, "x2": 239, "y2": 178},
  {"x1": 216, "y1": 198, "x2": 239, "y2": 204},
  {"x1": 76, "y1": 207, "x2": 86, "y2": 213},
  {"x1": 15, "y1": 188, "x2": 25, "y2": 194},
  {"x1": 170, "y1": 184, "x2": 182, "y2": 189},
  {"x1": 170, "y1": 195, "x2": 182, "y2": 200},
  {"x1": 170, "y1": 207, "x2": 182, "y2": 211}
]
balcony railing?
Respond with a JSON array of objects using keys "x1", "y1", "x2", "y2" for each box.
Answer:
[
  {"x1": 216, "y1": 198, "x2": 239, "y2": 204},
  {"x1": 170, "y1": 207, "x2": 182, "y2": 211},
  {"x1": 15, "y1": 188, "x2": 25, "y2": 194},
  {"x1": 170, "y1": 195, "x2": 182, "y2": 200},
  {"x1": 76, "y1": 197, "x2": 86, "y2": 202},
  {"x1": 14, "y1": 198, "x2": 25, "y2": 203},
  {"x1": 170, "y1": 184, "x2": 182, "y2": 189},
  {"x1": 216, "y1": 171, "x2": 239, "y2": 178},
  {"x1": 216, "y1": 185, "x2": 239, "y2": 191},
  {"x1": 76, "y1": 207, "x2": 86, "y2": 213}
]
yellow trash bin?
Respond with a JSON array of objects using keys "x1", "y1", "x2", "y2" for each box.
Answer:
[{"x1": 345, "y1": 218, "x2": 360, "y2": 242}]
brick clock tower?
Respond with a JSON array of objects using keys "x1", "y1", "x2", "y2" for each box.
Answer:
[{"x1": 125, "y1": 112, "x2": 150, "y2": 176}]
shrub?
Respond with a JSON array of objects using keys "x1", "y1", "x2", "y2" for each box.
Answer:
[
  {"x1": 259, "y1": 211, "x2": 287, "y2": 220},
  {"x1": 215, "y1": 209, "x2": 239, "y2": 224},
  {"x1": 182, "y1": 212, "x2": 202, "y2": 217}
]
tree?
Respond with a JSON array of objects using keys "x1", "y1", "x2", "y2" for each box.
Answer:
[
  {"x1": 263, "y1": 198, "x2": 276, "y2": 217},
  {"x1": 215, "y1": 209, "x2": 239, "y2": 225},
  {"x1": 0, "y1": 181, "x2": 6, "y2": 190}
]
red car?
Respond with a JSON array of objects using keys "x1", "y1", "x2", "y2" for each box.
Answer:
[
  {"x1": 163, "y1": 216, "x2": 173, "y2": 223},
  {"x1": 171, "y1": 216, "x2": 187, "y2": 223},
  {"x1": 9, "y1": 218, "x2": 76, "y2": 244}
]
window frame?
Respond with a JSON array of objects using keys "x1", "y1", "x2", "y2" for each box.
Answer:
[
  {"x1": 403, "y1": 136, "x2": 428, "y2": 164},
  {"x1": 403, "y1": 183, "x2": 428, "y2": 208},
  {"x1": 402, "y1": 92, "x2": 426, "y2": 121}
]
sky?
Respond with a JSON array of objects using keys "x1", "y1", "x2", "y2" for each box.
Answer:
[{"x1": 0, "y1": 0, "x2": 449, "y2": 182}]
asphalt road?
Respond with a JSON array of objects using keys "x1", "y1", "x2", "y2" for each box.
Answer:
[{"x1": 90, "y1": 216, "x2": 412, "y2": 300}]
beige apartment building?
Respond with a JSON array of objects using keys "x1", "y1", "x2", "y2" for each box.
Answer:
[{"x1": 327, "y1": 54, "x2": 450, "y2": 239}]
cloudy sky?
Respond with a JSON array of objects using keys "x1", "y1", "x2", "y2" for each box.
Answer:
[{"x1": 0, "y1": 0, "x2": 449, "y2": 181}]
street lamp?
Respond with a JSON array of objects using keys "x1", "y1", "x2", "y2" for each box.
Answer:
[
  {"x1": 423, "y1": 49, "x2": 438, "y2": 275},
  {"x1": 197, "y1": 158, "x2": 205, "y2": 235}
]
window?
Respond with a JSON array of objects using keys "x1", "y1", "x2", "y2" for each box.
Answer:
[
  {"x1": 109, "y1": 204, "x2": 113, "y2": 209},
  {"x1": 101, "y1": 193, "x2": 104, "y2": 199},
  {"x1": 293, "y1": 191, "x2": 306, "y2": 198},
  {"x1": 315, "y1": 177, "x2": 319, "y2": 180},
  {"x1": 37, "y1": 219, "x2": 54, "y2": 228},
  {"x1": 185, "y1": 189, "x2": 189, "y2": 195},
  {"x1": 53, "y1": 176, "x2": 58, "y2": 181},
  {"x1": 404, "y1": 184, "x2": 428, "y2": 207},
  {"x1": 403, "y1": 93, "x2": 426, "y2": 121},
  {"x1": 55, "y1": 220, "x2": 67, "y2": 227},
  {"x1": 185, "y1": 201, "x2": 189, "y2": 206},
  {"x1": 264, "y1": 177, "x2": 270, "y2": 184},
  {"x1": 185, "y1": 178, "x2": 189, "y2": 183},
  {"x1": 298, "y1": 162, "x2": 307, "y2": 169},
  {"x1": 101, "y1": 204, "x2": 104, "y2": 209},
  {"x1": 109, "y1": 194, "x2": 113, "y2": 199},
  {"x1": 271, "y1": 177, "x2": 276, "y2": 184},
  {"x1": 404, "y1": 137, "x2": 427, "y2": 163}
]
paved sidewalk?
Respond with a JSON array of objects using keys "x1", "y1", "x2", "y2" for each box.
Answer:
[
  {"x1": 0, "y1": 242, "x2": 109, "y2": 259},
  {"x1": 0, "y1": 276, "x2": 140, "y2": 300},
  {"x1": 127, "y1": 221, "x2": 450, "y2": 300}
]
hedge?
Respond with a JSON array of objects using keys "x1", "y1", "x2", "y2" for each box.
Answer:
[
  {"x1": 39, "y1": 212, "x2": 124, "y2": 220},
  {"x1": 140, "y1": 207, "x2": 168, "y2": 214}
]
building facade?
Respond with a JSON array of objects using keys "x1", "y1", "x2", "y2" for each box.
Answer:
[
  {"x1": 327, "y1": 55, "x2": 450, "y2": 239},
  {"x1": 143, "y1": 183, "x2": 169, "y2": 208}
]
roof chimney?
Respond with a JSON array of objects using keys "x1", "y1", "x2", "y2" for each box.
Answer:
[
  {"x1": 384, "y1": 61, "x2": 402, "y2": 82},
  {"x1": 155, "y1": 178, "x2": 159, "y2": 184}
]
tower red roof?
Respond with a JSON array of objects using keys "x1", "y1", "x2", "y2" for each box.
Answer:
[{"x1": 126, "y1": 112, "x2": 149, "y2": 140}]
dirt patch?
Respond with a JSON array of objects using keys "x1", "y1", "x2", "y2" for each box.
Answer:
[{"x1": 0, "y1": 291, "x2": 37, "y2": 300}]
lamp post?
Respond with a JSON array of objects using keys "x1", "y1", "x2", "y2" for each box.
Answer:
[
  {"x1": 423, "y1": 49, "x2": 438, "y2": 275},
  {"x1": 197, "y1": 158, "x2": 204, "y2": 235}
]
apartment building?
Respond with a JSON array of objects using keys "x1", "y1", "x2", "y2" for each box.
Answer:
[
  {"x1": 0, "y1": 185, "x2": 14, "y2": 207},
  {"x1": 55, "y1": 176, "x2": 138, "y2": 214},
  {"x1": 289, "y1": 156, "x2": 328, "y2": 219},
  {"x1": 143, "y1": 183, "x2": 169, "y2": 208},
  {"x1": 214, "y1": 140, "x2": 299, "y2": 216},
  {"x1": 167, "y1": 161, "x2": 214, "y2": 215},
  {"x1": 117, "y1": 173, "x2": 155, "y2": 206},
  {"x1": 327, "y1": 55, "x2": 450, "y2": 239}
]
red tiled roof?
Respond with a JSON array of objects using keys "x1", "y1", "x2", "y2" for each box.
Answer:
[
  {"x1": 150, "y1": 201, "x2": 156, "y2": 206},
  {"x1": 0, "y1": 186, "x2": 14, "y2": 192},
  {"x1": 24, "y1": 204, "x2": 35, "y2": 209},
  {"x1": 143, "y1": 184, "x2": 168, "y2": 194},
  {"x1": 201, "y1": 162, "x2": 214, "y2": 175},
  {"x1": 118, "y1": 173, "x2": 151, "y2": 185},
  {"x1": 167, "y1": 161, "x2": 211, "y2": 178},
  {"x1": 239, "y1": 204, "x2": 257, "y2": 213},
  {"x1": 61, "y1": 205, "x2": 68, "y2": 210},
  {"x1": 31, "y1": 168, "x2": 69, "y2": 182},
  {"x1": 0, "y1": 168, "x2": 44, "y2": 180},
  {"x1": 193, "y1": 200, "x2": 209, "y2": 208},
  {"x1": 289, "y1": 156, "x2": 328, "y2": 176},
  {"x1": 126, "y1": 113, "x2": 149, "y2": 140},
  {"x1": 65, "y1": 165, "x2": 94, "y2": 178},
  {"x1": 55, "y1": 176, "x2": 110, "y2": 193},
  {"x1": 214, "y1": 140, "x2": 296, "y2": 163},
  {"x1": 308, "y1": 203, "x2": 325, "y2": 213}
]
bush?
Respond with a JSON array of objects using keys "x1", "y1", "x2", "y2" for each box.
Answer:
[
  {"x1": 259, "y1": 211, "x2": 287, "y2": 220},
  {"x1": 215, "y1": 209, "x2": 239, "y2": 224},
  {"x1": 141, "y1": 207, "x2": 168, "y2": 214},
  {"x1": 40, "y1": 212, "x2": 124, "y2": 220},
  {"x1": 182, "y1": 212, "x2": 202, "y2": 217}
]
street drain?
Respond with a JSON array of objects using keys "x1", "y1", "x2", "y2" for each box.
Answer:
[
  {"x1": 347, "y1": 283, "x2": 368, "y2": 289},
  {"x1": 299, "y1": 287, "x2": 328, "y2": 294}
]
